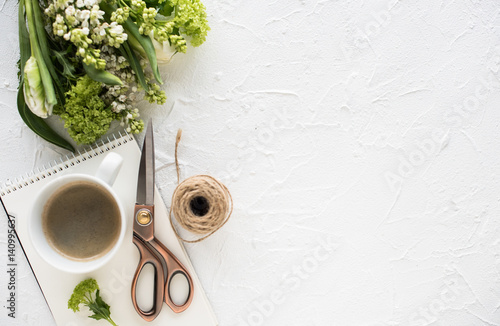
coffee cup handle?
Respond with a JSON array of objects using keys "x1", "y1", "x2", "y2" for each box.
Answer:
[{"x1": 95, "y1": 152, "x2": 124, "y2": 186}]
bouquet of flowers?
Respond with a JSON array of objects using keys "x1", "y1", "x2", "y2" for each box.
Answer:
[{"x1": 18, "y1": 0, "x2": 209, "y2": 151}]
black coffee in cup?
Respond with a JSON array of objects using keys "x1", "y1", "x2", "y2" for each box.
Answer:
[{"x1": 42, "y1": 180, "x2": 121, "y2": 261}]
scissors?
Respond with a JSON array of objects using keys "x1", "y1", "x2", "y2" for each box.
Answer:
[{"x1": 131, "y1": 120, "x2": 194, "y2": 321}]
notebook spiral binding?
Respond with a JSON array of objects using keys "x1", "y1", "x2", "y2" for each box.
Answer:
[{"x1": 0, "y1": 130, "x2": 134, "y2": 197}]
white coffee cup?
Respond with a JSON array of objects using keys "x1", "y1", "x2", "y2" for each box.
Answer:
[{"x1": 29, "y1": 152, "x2": 125, "y2": 274}]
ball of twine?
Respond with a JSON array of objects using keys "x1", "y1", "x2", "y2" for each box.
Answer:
[{"x1": 169, "y1": 130, "x2": 233, "y2": 243}]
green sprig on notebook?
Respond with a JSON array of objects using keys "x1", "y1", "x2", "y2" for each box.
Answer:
[{"x1": 68, "y1": 278, "x2": 118, "y2": 326}]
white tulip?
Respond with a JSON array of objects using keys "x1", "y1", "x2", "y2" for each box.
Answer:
[{"x1": 23, "y1": 56, "x2": 53, "y2": 118}]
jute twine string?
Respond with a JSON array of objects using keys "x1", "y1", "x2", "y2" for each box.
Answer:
[{"x1": 169, "y1": 129, "x2": 233, "y2": 243}]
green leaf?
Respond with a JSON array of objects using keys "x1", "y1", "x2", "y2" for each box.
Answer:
[
  {"x1": 83, "y1": 63, "x2": 123, "y2": 86},
  {"x1": 86, "y1": 290, "x2": 115, "y2": 324},
  {"x1": 95, "y1": 290, "x2": 110, "y2": 310},
  {"x1": 52, "y1": 49, "x2": 76, "y2": 80},
  {"x1": 17, "y1": 86, "x2": 74, "y2": 152},
  {"x1": 31, "y1": 0, "x2": 65, "y2": 105},
  {"x1": 119, "y1": 42, "x2": 149, "y2": 91},
  {"x1": 24, "y1": 0, "x2": 57, "y2": 106},
  {"x1": 158, "y1": 3, "x2": 174, "y2": 17},
  {"x1": 123, "y1": 19, "x2": 162, "y2": 84},
  {"x1": 18, "y1": 0, "x2": 30, "y2": 74}
]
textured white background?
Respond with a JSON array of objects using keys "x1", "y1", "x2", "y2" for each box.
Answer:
[{"x1": 1, "y1": 0, "x2": 500, "y2": 325}]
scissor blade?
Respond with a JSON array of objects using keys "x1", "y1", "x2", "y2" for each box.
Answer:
[{"x1": 136, "y1": 119, "x2": 155, "y2": 206}]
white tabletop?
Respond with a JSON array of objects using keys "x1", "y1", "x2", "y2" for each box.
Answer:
[{"x1": 1, "y1": 1, "x2": 500, "y2": 325}]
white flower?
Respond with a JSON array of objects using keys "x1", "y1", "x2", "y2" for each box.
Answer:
[
  {"x1": 76, "y1": 9, "x2": 90, "y2": 22},
  {"x1": 82, "y1": 27, "x2": 89, "y2": 35},
  {"x1": 24, "y1": 56, "x2": 53, "y2": 118},
  {"x1": 55, "y1": 0, "x2": 71, "y2": 10},
  {"x1": 84, "y1": 0, "x2": 97, "y2": 8},
  {"x1": 89, "y1": 5, "x2": 104, "y2": 26},
  {"x1": 63, "y1": 32, "x2": 71, "y2": 40},
  {"x1": 65, "y1": 5, "x2": 75, "y2": 17},
  {"x1": 76, "y1": 0, "x2": 84, "y2": 8},
  {"x1": 93, "y1": 25, "x2": 104, "y2": 36},
  {"x1": 108, "y1": 22, "x2": 124, "y2": 36},
  {"x1": 110, "y1": 101, "x2": 125, "y2": 113}
]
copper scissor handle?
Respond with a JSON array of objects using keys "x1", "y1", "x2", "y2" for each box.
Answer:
[{"x1": 131, "y1": 235, "x2": 194, "y2": 321}]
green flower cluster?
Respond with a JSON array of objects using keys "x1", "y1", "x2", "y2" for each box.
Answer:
[
  {"x1": 68, "y1": 278, "x2": 100, "y2": 313},
  {"x1": 110, "y1": 0, "x2": 210, "y2": 53},
  {"x1": 170, "y1": 0, "x2": 209, "y2": 47},
  {"x1": 55, "y1": 76, "x2": 118, "y2": 144},
  {"x1": 144, "y1": 82, "x2": 166, "y2": 104},
  {"x1": 110, "y1": 7, "x2": 130, "y2": 23}
]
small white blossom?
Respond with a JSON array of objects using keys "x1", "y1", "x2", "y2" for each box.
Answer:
[
  {"x1": 55, "y1": 0, "x2": 71, "y2": 10},
  {"x1": 89, "y1": 5, "x2": 104, "y2": 26},
  {"x1": 76, "y1": 9, "x2": 90, "y2": 22},
  {"x1": 108, "y1": 22, "x2": 124, "y2": 36},
  {"x1": 65, "y1": 5, "x2": 75, "y2": 17},
  {"x1": 84, "y1": 0, "x2": 97, "y2": 8}
]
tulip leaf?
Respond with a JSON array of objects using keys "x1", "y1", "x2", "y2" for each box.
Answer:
[
  {"x1": 120, "y1": 42, "x2": 149, "y2": 91},
  {"x1": 17, "y1": 86, "x2": 75, "y2": 152},
  {"x1": 24, "y1": 0, "x2": 57, "y2": 106},
  {"x1": 18, "y1": 0, "x2": 30, "y2": 74},
  {"x1": 83, "y1": 63, "x2": 123, "y2": 86},
  {"x1": 31, "y1": 0, "x2": 64, "y2": 105}
]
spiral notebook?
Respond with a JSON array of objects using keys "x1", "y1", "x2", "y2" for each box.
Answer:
[{"x1": 0, "y1": 131, "x2": 218, "y2": 326}]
